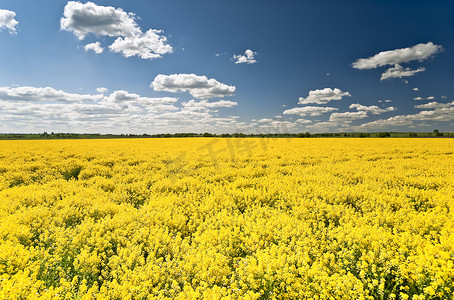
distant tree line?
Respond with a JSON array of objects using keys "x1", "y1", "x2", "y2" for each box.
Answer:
[{"x1": 0, "y1": 130, "x2": 452, "y2": 140}]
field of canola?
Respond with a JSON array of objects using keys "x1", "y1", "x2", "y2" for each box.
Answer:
[{"x1": 0, "y1": 138, "x2": 453, "y2": 299}]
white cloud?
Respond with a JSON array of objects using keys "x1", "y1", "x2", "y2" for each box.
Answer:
[
  {"x1": 329, "y1": 111, "x2": 368, "y2": 123},
  {"x1": 415, "y1": 101, "x2": 454, "y2": 109},
  {"x1": 0, "y1": 9, "x2": 18, "y2": 34},
  {"x1": 257, "y1": 118, "x2": 274, "y2": 123},
  {"x1": 296, "y1": 119, "x2": 312, "y2": 124},
  {"x1": 385, "y1": 100, "x2": 392, "y2": 103},
  {"x1": 305, "y1": 121, "x2": 352, "y2": 132},
  {"x1": 0, "y1": 85, "x2": 246, "y2": 134},
  {"x1": 0, "y1": 86, "x2": 103, "y2": 103},
  {"x1": 150, "y1": 74, "x2": 236, "y2": 99},
  {"x1": 413, "y1": 88, "x2": 419, "y2": 91},
  {"x1": 283, "y1": 106, "x2": 338, "y2": 116},
  {"x1": 413, "y1": 96, "x2": 435, "y2": 101},
  {"x1": 104, "y1": 90, "x2": 178, "y2": 109},
  {"x1": 0, "y1": 86, "x2": 179, "y2": 113},
  {"x1": 233, "y1": 49, "x2": 257, "y2": 64},
  {"x1": 182, "y1": 99, "x2": 237, "y2": 111},
  {"x1": 84, "y1": 42, "x2": 104, "y2": 54},
  {"x1": 380, "y1": 64, "x2": 425, "y2": 80},
  {"x1": 96, "y1": 87, "x2": 108, "y2": 93},
  {"x1": 298, "y1": 88, "x2": 351, "y2": 104},
  {"x1": 352, "y1": 42, "x2": 443, "y2": 69},
  {"x1": 257, "y1": 120, "x2": 296, "y2": 130},
  {"x1": 60, "y1": 1, "x2": 140, "y2": 39},
  {"x1": 215, "y1": 52, "x2": 228, "y2": 57},
  {"x1": 357, "y1": 107, "x2": 454, "y2": 130},
  {"x1": 109, "y1": 29, "x2": 173, "y2": 60},
  {"x1": 349, "y1": 103, "x2": 396, "y2": 114},
  {"x1": 298, "y1": 88, "x2": 351, "y2": 105},
  {"x1": 61, "y1": 2, "x2": 172, "y2": 60}
]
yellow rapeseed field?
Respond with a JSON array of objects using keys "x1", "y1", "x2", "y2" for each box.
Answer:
[{"x1": 0, "y1": 138, "x2": 453, "y2": 299}]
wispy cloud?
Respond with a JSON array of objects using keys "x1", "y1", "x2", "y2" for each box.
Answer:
[
  {"x1": 414, "y1": 101, "x2": 454, "y2": 109},
  {"x1": 329, "y1": 111, "x2": 368, "y2": 123},
  {"x1": 380, "y1": 64, "x2": 425, "y2": 81},
  {"x1": 182, "y1": 99, "x2": 237, "y2": 111},
  {"x1": 283, "y1": 106, "x2": 338, "y2": 116},
  {"x1": 352, "y1": 42, "x2": 443, "y2": 81},
  {"x1": 352, "y1": 42, "x2": 442, "y2": 70},
  {"x1": 355, "y1": 107, "x2": 454, "y2": 130},
  {"x1": 413, "y1": 96, "x2": 435, "y2": 101}
]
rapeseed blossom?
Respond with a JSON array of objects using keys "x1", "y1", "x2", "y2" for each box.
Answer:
[{"x1": 0, "y1": 138, "x2": 453, "y2": 299}]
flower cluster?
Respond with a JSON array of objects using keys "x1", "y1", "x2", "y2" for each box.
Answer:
[{"x1": 0, "y1": 138, "x2": 453, "y2": 299}]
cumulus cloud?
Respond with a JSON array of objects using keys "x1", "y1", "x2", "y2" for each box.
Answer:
[
  {"x1": 329, "y1": 111, "x2": 368, "y2": 123},
  {"x1": 0, "y1": 85, "x2": 245, "y2": 133},
  {"x1": 151, "y1": 74, "x2": 236, "y2": 99},
  {"x1": 413, "y1": 88, "x2": 419, "y2": 91},
  {"x1": 84, "y1": 42, "x2": 104, "y2": 54},
  {"x1": 349, "y1": 103, "x2": 396, "y2": 114},
  {"x1": 283, "y1": 106, "x2": 338, "y2": 117},
  {"x1": 298, "y1": 88, "x2": 351, "y2": 105},
  {"x1": 0, "y1": 9, "x2": 18, "y2": 34},
  {"x1": 61, "y1": 2, "x2": 172, "y2": 60},
  {"x1": 352, "y1": 42, "x2": 443, "y2": 70},
  {"x1": 109, "y1": 29, "x2": 173, "y2": 59},
  {"x1": 233, "y1": 49, "x2": 257, "y2": 64},
  {"x1": 61, "y1": 1, "x2": 140, "y2": 39},
  {"x1": 380, "y1": 64, "x2": 425, "y2": 80},
  {"x1": 96, "y1": 87, "x2": 108, "y2": 93},
  {"x1": 415, "y1": 101, "x2": 454, "y2": 109}
]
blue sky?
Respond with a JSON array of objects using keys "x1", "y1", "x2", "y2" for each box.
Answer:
[{"x1": 0, "y1": 0, "x2": 453, "y2": 134}]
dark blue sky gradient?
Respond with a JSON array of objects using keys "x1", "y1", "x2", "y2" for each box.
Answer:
[{"x1": 0, "y1": 0, "x2": 453, "y2": 133}]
